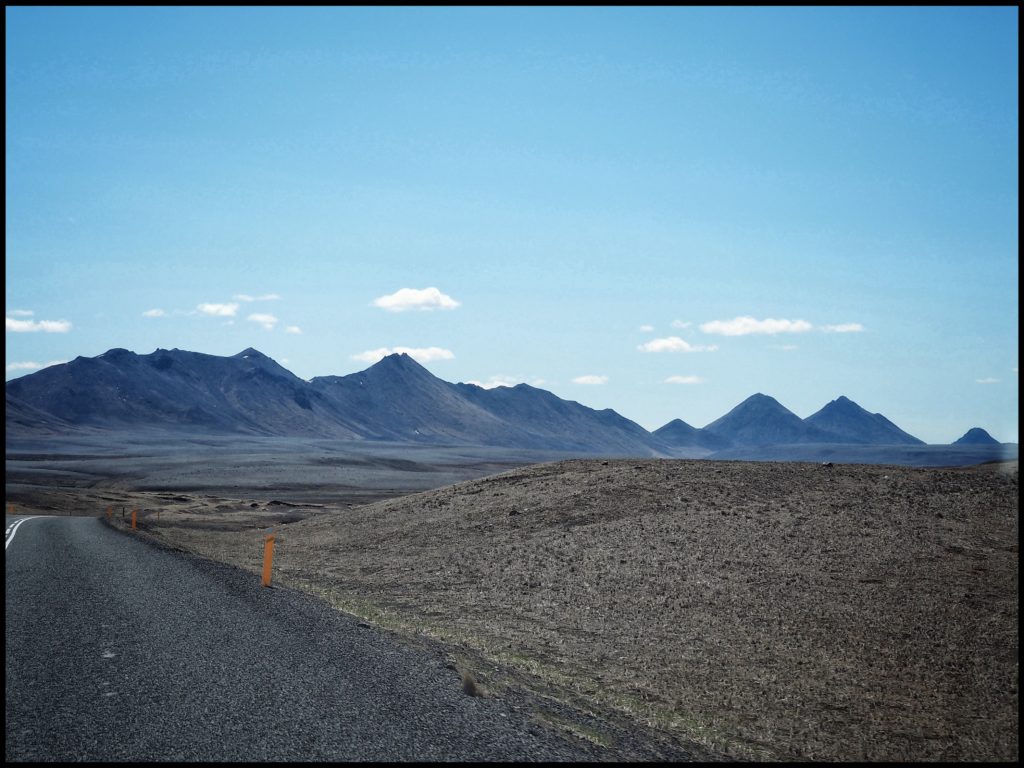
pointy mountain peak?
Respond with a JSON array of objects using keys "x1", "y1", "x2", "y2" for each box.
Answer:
[
  {"x1": 366, "y1": 352, "x2": 432, "y2": 375},
  {"x1": 805, "y1": 395, "x2": 924, "y2": 445},
  {"x1": 234, "y1": 347, "x2": 269, "y2": 359},
  {"x1": 703, "y1": 392, "x2": 828, "y2": 447},
  {"x1": 734, "y1": 392, "x2": 791, "y2": 412}
]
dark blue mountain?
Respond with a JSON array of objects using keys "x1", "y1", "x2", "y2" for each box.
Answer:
[
  {"x1": 652, "y1": 418, "x2": 732, "y2": 452},
  {"x1": 803, "y1": 395, "x2": 924, "y2": 445},
  {"x1": 952, "y1": 427, "x2": 1000, "y2": 445},
  {"x1": 701, "y1": 393, "x2": 841, "y2": 447}
]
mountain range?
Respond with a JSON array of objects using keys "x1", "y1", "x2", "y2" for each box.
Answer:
[{"x1": 4, "y1": 347, "x2": 1013, "y2": 463}]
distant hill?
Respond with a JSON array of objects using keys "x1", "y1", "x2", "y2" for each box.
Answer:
[
  {"x1": 952, "y1": 427, "x2": 1001, "y2": 446},
  {"x1": 803, "y1": 395, "x2": 924, "y2": 445},
  {"x1": 652, "y1": 418, "x2": 732, "y2": 454},
  {"x1": 702, "y1": 393, "x2": 839, "y2": 447}
]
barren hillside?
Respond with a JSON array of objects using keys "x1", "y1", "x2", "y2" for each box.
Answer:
[{"x1": 103, "y1": 458, "x2": 1017, "y2": 761}]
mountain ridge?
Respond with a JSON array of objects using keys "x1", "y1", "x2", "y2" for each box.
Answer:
[{"x1": 6, "y1": 346, "x2": 1002, "y2": 458}]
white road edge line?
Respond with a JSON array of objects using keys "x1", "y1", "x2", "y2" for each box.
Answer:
[{"x1": 5, "y1": 517, "x2": 38, "y2": 550}]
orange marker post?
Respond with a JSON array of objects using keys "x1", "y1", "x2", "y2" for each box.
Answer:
[
  {"x1": 262, "y1": 531, "x2": 276, "y2": 588},
  {"x1": 131, "y1": 509, "x2": 137, "y2": 530},
  {"x1": 7, "y1": 503, "x2": 13, "y2": 515},
  {"x1": 106, "y1": 506, "x2": 112, "y2": 520}
]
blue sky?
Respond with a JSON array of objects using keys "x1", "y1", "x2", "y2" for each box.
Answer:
[{"x1": 6, "y1": 7, "x2": 1018, "y2": 443}]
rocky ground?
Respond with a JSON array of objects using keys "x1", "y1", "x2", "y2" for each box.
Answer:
[{"x1": 7, "y1": 452, "x2": 1018, "y2": 761}]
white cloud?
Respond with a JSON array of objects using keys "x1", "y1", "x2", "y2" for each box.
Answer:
[
  {"x1": 572, "y1": 374, "x2": 608, "y2": 385},
  {"x1": 976, "y1": 377, "x2": 1000, "y2": 384},
  {"x1": 372, "y1": 287, "x2": 460, "y2": 312},
  {"x1": 351, "y1": 346, "x2": 455, "y2": 364},
  {"x1": 821, "y1": 323, "x2": 865, "y2": 333},
  {"x1": 665, "y1": 375, "x2": 703, "y2": 384},
  {"x1": 285, "y1": 325, "x2": 302, "y2": 335},
  {"x1": 247, "y1": 313, "x2": 279, "y2": 330},
  {"x1": 197, "y1": 302, "x2": 239, "y2": 317},
  {"x1": 671, "y1": 320, "x2": 692, "y2": 329},
  {"x1": 8, "y1": 309, "x2": 34, "y2": 317},
  {"x1": 142, "y1": 308, "x2": 166, "y2": 318},
  {"x1": 6, "y1": 317, "x2": 72, "y2": 333},
  {"x1": 638, "y1": 336, "x2": 718, "y2": 353},
  {"x1": 234, "y1": 293, "x2": 280, "y2": 302},
  {"x1": 6, "y1": 359, "x2": 66, "y2": 373},
  {"x1": 700, "y1": 316, "x2": 812, "y2": 336},
  {"x1": 465, "y1": 375, "x2": 520, "y2": 389},
  {"x1": 639, "y1": 324, "x2": 655, "y2": 333}
]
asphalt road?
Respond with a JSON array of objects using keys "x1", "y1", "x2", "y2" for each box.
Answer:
[{"x1": 5, "y1": 514, "x2": 607, "y2": 761}]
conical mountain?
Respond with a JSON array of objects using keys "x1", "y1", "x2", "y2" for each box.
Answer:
[
  {"x1": 653, "y1": 418, "x2": 732, "y2": 450},
  {"x1": 952, "y1": 427, "x2": 1000, "y2": 445},
  {"x1": 702, "y1": 393, "x2": 838, "y2": 446},
  {"x1": 803, "y1": 395, "x2": 924, "y2": 445}
]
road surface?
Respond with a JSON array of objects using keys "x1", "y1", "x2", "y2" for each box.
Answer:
[{"x1": 6, "y1": 514, "x2": 612, "y2": 761}]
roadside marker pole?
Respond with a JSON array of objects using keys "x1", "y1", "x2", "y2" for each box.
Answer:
[
  {"x1": 131, "y1": 510, "x2": 137, "y2": 530},
  {"x1": 106, "y1": 506, "x2": 112, "y2": 520},
  {"x1": 262, "y1": 531, "x2": 276, "y2": 588}
]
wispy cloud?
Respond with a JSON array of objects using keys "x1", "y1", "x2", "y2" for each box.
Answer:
[
  {"x1": 247, "y1": 313, "x2": 278, "y2": 330},
  {"x1": 6, "y1": 317, "x2": 72, "y2": 333},
  {"x1": 976, "y1": 377, "x2": 1000, "y2": 384},
  {"x1": 351, "y1": 346, "x2": 455, "y2": 364},
  {"x1": 8, "y1": 309, "x2": 34, "y2": 317},
  {"x1": 372, "y1": 287, "x2": 460, "y2": 312},
  {"x1": 197, "y1": 302, "x2": 239, "y2": 317},
  {"x1": 6, "y1": 359, "x2": 67, "y2": 373},
  {"x1": 821, "y1": 323, "x2": 865, "y2": 333},
  {"x1": 572, "y1": 374, "x2": 608, "y2": 385},
  {"x1": 234, "y1": 293, "x2": 280, "y2": 302},
  {"x1": 700, "y1": 316, "x2": 812, "y2": 336},
  {"x1": 639, "y1": 324, "x2": 655, "y2": 333},
  {"x1": 665, "y1": 375, "x2": 703, "y2": 384},
  {"x1": 670, "y1": 320, "x2": 692, "y2": 329},
  {"x1": 638, "y1": 336, "x2": 717, "y2": 353},
  {"x1": 142, "y1": 308, "x2": 166, "y2": 318},
  {"x1": 285, "y1": 325, "x2": 302, "y2": 335}
]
